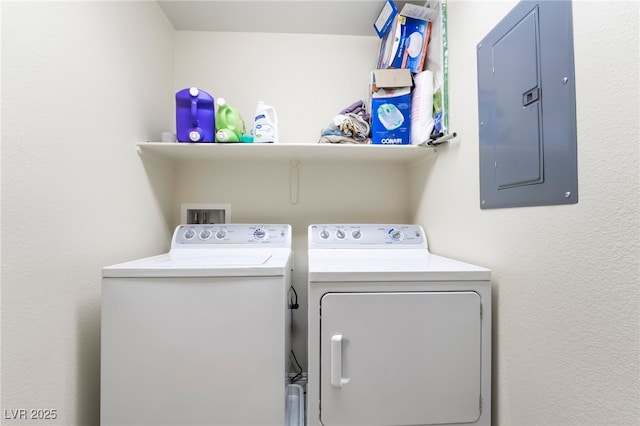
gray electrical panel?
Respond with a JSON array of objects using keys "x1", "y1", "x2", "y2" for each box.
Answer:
[{"x1": 477, "y1": 0, "x2": 577, "y2": 209}]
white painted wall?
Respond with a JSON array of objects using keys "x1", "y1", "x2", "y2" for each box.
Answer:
[
  {"x1": 1, "y1": 1, "x2": 638, "y2": 426},
  {"x1": 411, "y1": 1, "x2": 639, "y2": 425},
  {"x1": 173, "y1": 30, "x2": 380, "y2": 144},
  {"x1": 172, "y1": 158, "x2": 412, "y2": 367},
  {"x1": 172, "y1": 30, "x2": 410, "y2": 367},
  {"x1": 1, "y1": 2, "x2": 174, "y2": 425}
]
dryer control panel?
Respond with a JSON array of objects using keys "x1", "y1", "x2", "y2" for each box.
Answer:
[
  {"x1": 308, "y1": 224, "x2": 427, "y2": 249},
  {"x1": 172, "y1": 224, "x2": 291, "y2": 248}
]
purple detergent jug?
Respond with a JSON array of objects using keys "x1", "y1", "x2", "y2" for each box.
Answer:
[{"x1": 175, "y1": 87, "x2": 215, "y2": 143}]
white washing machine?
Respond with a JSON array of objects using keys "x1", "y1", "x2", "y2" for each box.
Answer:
[
  {"x1": 101, "y1": 224, "x2": 292, "y2": 426},
  {"x1": 307, "y1": 224, "x2": 492, "y2": 426}
]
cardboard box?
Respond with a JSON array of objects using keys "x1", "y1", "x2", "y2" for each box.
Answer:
[
  {"x1": 370, "y1": 69, "x2": 413, "y2": 145},
  {"x1": 376, "y1": 2, "x2": 435, "y2": 74},
  {"x1": 372, "y1": 0, "x2": 398, "y2": 38}
]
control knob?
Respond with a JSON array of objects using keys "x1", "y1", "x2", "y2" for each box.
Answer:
[
  {"x1": 253, "y1": 228, "x2": 267, "y2": 240},
  {"x1": 336, "y1": 229, "x2": 346, "y2": 239},
  {"x1": 388, "y1": 228, "x2": 405, "y2": 242}
]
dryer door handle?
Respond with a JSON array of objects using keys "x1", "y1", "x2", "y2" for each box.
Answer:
[{"x1": 330, "y1": 335, "x2": 350, "y2": 388}]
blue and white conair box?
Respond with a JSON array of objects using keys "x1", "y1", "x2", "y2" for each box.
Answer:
[{"x1": 370, "y1": 69, "x2": 413, "y2": 145}]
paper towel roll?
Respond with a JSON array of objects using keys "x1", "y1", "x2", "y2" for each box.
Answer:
[{"x1": 410, "y1": 70, "x2": 435, "y2": 145}]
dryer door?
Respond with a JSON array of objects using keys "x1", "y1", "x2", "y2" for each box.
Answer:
[{"x1": 320, "y1": 291, "x2": 482, "y2": 425}]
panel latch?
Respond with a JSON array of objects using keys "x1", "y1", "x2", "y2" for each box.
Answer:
[{"x1": 523, "y1": 87, "x2": 540, "y2": 107}]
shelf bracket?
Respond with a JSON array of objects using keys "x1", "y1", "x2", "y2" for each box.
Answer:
[
  {"x1": 290, "y1": 160, "x2": 299, "y2": 204},
  {"x1": 419, "y1": 132, "x2": 457, "y2": 147}
]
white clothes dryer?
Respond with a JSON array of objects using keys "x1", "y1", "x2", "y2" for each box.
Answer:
[
  {"x1": 101, "y1": 224, "x2": 292, "y2": 426},
  {"x1": 307, "y1": 224, "x2": 492, "y2": 426}
]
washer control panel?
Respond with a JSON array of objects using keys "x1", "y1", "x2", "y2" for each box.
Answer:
[
  {"x1": 172, "y1": 224, "x2": 291, "y2": 247},
  {"x1": 309, "y1": 224, "x2": 426, "y2": 248}
]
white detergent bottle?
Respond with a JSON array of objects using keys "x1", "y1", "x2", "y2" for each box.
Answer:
[{"x1": 254, "y1": 101, "x2": 279, "y2": 143}]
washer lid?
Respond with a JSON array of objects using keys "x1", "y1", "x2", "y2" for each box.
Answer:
[
  {"x1": 308, "y1": 249, "x2": 490, "y2": 282},
  {"x1": 102, "y1": 248, "x2": 291, "y2": 278}
]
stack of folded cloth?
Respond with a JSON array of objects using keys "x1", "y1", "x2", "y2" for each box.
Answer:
[{"x1": 319, "y1": 101, "x2": 371, "y2": 144}]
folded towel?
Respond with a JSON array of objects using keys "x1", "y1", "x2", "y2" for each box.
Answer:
[
  {"x1": 319, "y1": 135, "x2": 371, "y2": 144},
  {"x1": 322, "y1": 113, "x2": 370, "y2": 141},
  {"x1": 340, "y1": 100, "x2": 370, "y2": 123},
  {"x1": 318, "y1": 100, "x2": 372, "y2": 144}
]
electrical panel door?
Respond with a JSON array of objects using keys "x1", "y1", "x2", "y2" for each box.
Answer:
[
  {"x1": 492, "y1": 8, "x2": 543, "y2": 189},
  {"x1": 477, "y1": 1, "x2": 577, "y2": 209}
]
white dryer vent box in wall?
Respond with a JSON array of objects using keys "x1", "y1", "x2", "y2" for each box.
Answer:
[
  {"x1": 477, "y1": 0, "x2": 578, "y2": 209},
  {"x1": 181, "y1": 203, "x2": 231, "y2": 224}
]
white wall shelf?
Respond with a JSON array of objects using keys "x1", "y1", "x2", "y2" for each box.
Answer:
[{"x1": 137, "y1": 142, "x2": 437, "y2": 164}]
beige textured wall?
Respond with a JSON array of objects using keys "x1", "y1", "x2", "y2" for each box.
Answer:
[
  {"x1": 411, "y1": 1, "x2": 640, "y2": 425},
  {"x1": 1, "y1": 2, "x2": 175, "y2": 425}
]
